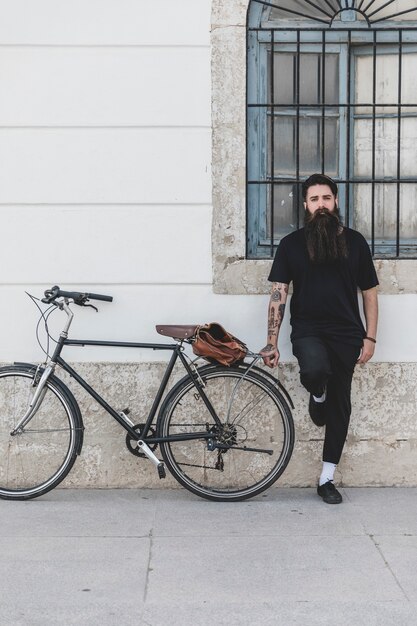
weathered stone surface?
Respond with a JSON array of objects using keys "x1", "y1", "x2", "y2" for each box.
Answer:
[
  {"x1": 375, "y1": 260, "x2": 417, "y2": 294},
  {"x1": 211, "y1": 27, "x2": 246, "y2": 127},
  {"x1": 275, "y1": 362, "x2": 417, "y2": 487},
  {"x1": 212, "y1": 123, "x2": 245, "y2": 254},
  {"x1": 57, "y1": 362, "x2": 184, "y2": 488},
  {"x1": 2, "y1": 360, "x2": 416, "y2": 488},
  {"x1": 211, "y1": 23, "x2": 247, "y2": 296},
  {"x1": 216, "y1": 259, "x2": 271, "y2": 295},
  {"x1": 212, "y1": 0, "x2": 248, "y2": 28}
]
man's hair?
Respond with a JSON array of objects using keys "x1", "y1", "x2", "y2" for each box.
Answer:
[{"x1": 302, "y1": 174, "x2": 338, "y2": 201}]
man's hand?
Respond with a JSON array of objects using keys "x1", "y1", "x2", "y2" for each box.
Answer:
[
  {"x1": 260, "y1": 343, "x2": 280, "y2": 368},
  {"x1": 357, "y1": 338, "x2": 376, "y2": 364}
]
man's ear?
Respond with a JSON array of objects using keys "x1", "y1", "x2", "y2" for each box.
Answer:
[{"x1": 303, "y1": 201, "x2": 307, "y2": 210}]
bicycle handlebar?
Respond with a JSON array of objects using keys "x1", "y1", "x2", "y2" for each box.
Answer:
[{"x1": 42, "y1": 285, "x2": 113, "y2": 305}]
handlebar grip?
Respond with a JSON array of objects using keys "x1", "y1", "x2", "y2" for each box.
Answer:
[
  {"x1": 42, "y1": 286, "x2": 113, "y2": 304},
  {"x1": 86, "y1": 292, "x2": 113, "y2": 302}
]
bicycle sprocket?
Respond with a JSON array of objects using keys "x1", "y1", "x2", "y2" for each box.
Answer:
[{"x1": 125, "y1": 424, "x2": 158, "y2": 457}]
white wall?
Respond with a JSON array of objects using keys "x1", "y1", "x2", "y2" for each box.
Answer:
[
  {"x1": 0, "y1": 0, "x2": 211, "y2": 361},
  {"x1": 0, "y1": 0, "x2": 416, "y2": 365},
  {"x1": 0, "y1": 284, "x2": 416, "y2": 363}
]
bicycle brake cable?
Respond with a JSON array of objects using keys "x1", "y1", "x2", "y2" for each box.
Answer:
[{"x1": 26, "y1": 292, "x2": 58, "y2": 359}]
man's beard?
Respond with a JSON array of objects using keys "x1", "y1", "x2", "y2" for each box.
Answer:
[{"x1": 304, "y1": 206, "x2": 347, "y2": 264}]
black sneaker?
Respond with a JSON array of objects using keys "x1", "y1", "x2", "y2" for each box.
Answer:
[
  {"x1": 309, "y1": 394, "x2": 327, "y2": 427},
  {"x1": 317, "y1": 480, "x2": 342, "y2": 504}
]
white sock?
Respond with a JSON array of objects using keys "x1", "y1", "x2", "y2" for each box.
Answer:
[
  {"x1": 313, "y1": 390, "x2": 326, "y2": 403},
  {"x1": 319, "y1": 462, "x2": 337, "y2": 486}
]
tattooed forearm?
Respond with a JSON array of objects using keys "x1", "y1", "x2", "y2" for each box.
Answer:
[
  {"x1": 267, "y1": 303, "x2": 285, "y2": 339},
  {"x1": 271, "y1": 288, "x2": 281, "y2": 302},
  {"x1": 265, "y1": 283, "x2": 289, "y2": 345},
  {"x1": 271, "y1": 283, "x2": 287, "y2": 302},
  {"x1": 268, "y1": 307, "x2": 278, "y2": 336},
  {"x1": 261, "y1": 343, "x2": 274, "y2": 353}
]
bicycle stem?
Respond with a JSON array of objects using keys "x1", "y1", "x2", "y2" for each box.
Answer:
[{"x1": 60, "y1": 300, "x2": 75, "y2": 336}]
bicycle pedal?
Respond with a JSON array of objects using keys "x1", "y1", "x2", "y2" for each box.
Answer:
[{"x1": 157, "y1": 463, "x2": 166, "y2": 479}]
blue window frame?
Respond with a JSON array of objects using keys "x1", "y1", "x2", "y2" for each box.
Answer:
[{"x1": 246, "y1": 0, "x2": 417, "y2": 259}]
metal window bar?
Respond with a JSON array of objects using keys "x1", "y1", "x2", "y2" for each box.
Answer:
[
  {"x1": 251, "y1": 0, "x2": 417, "y2": 24},
  {"x1": 321, "y1": 31, "x2": 326, "y2": 174},
  {"x1": 397, "y1": 29, "x2": 403, "y2": 257},
  {"x1": 371, "y1": 29, "x2": 377, "y2": 255},
  {"x1": 345, "y1": 29, "x2": 352, "y2": 227},
  {"x1": 247, "y1": 17, "x2": 417, "y2": 260},
  {"x1": 270, "y1": 31, "x2": 275, "y2": 256},
  {"x1": 296, "y1": 31, "x2": 301, "y2": 228}
]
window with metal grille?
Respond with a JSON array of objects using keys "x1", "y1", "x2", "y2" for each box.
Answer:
[{"x1": 247, "y1": 0, "x2": 417, "y2": 259}]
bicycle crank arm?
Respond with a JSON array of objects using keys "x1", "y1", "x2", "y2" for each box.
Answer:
[
  {"x1": 137, "y1": 440, "x2": 166, "y2": 479},
  {"x1": 212, "y1": 443, "x2": 274, "y2": 455}
]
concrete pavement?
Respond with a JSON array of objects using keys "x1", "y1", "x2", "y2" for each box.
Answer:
[{"x1": 1, "y1": 487, "x2": 417, "y2": 625}]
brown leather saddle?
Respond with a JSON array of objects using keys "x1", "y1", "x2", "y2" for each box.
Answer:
[{"x1": 155, "y1": 325, "x2": 198, "y2": 340}]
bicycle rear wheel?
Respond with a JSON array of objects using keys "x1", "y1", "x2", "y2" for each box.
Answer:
[
  {"x1": 0, "y1": 366, "x2": 83, "y2": 500},
  {"x1": 157, "y1": 366, "x2": 294, "y2": 501}
]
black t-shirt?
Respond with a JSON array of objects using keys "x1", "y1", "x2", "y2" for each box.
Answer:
[{"x1": 268, "y1": 227, "x2": 379, "y2": 346}]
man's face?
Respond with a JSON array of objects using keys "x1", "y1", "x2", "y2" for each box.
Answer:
[{"x1": 304, "y1": 184, "x2": 337, "y2": 215}]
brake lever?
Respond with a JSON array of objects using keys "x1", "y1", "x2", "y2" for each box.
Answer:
[
  {"x1": 72, "y1": 295, "x2": 98, "y2": 312},
  {"x1": 84, "y1": 303, "x2": 98, "y2": 312}
]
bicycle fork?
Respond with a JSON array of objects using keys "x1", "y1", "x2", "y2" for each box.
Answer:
[{"x1": 10, "y1": 364, "x2": 55, "y2": 435}]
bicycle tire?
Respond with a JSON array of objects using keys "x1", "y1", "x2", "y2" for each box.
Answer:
[
  {"x1": 0, "y1": 365, "x2": 83, "y2": 500},
  {"x1": 157, "y1": 366, "x2": 294, "y2": 501}
]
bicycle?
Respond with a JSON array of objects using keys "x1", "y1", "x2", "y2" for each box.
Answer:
[{"x1": 0, "y1": 286, "x2": 295, "y2": 502}]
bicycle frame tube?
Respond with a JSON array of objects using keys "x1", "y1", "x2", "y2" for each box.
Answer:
[
  {"x1": 22, "y1": 300, "x2": 244, "y2": 448},
  {"x1": 43, "y1": 301, "x2": 224, "y2": 444},
  {"x1": 55, "y1": 347, "x2": 180, "y2": 441},
  {"x1": 54, "y1": 340, "x2": 223, "y2": 443}
]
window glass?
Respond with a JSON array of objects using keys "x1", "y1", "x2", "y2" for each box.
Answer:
[
  {"x1": 267, "y1": 0, "x2": 342, "y2": 22},
  {"x1": 352, "y1": 48, "x2": 417, "y2": 252},
  {"x1": 272, "y1": 52, "x2": 339, "y2": 104}
]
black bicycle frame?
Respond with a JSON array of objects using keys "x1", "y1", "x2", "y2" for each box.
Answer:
[{"x1": 52, "y1": 337, "x2": 222, "y2": 445}]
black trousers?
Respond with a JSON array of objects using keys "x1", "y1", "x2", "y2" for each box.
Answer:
[{"x1": 292, "y1": 336, "x2": 361, "y2": 464}]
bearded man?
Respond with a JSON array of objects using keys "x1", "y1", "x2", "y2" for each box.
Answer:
[{"x1": 261, "y1": 173, "x2": 379, "y2": 504}]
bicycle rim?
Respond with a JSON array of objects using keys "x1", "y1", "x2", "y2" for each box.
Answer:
[
  {"x1": 159, "y1": 368, "x2": 294, "y2": 501},
  {"x1": 0, "y1": 368, "x2": 80, "y2": 499}
]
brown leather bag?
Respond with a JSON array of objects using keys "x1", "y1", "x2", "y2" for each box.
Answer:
[{"x1": 192, "y1": 322, "x2": 247, "y2": 366}]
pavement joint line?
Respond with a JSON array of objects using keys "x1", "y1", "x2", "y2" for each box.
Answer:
[
  {"x1": 143, "y1": 501, "x2": 158, "y2": 604},
  {"x1": 143, "y1": 529, "x2": 154, "y2": 604},
  {"x1": 141, "y1": 533, "x2": 368, "y2": 538},
  {"x1": 0, "y1": 535, "x2": 152, "y2": 539},
  {"x1": 368, "y1": 533, "x2": 410, "y2": 602}
]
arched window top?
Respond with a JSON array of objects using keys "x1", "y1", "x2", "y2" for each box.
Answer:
[{"x1": 249, "y1": 0, "x2": 417, "y2": 27}]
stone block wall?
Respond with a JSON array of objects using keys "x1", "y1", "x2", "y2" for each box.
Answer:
[{"x1": 38, "y1": 361, "x2": 417, "y2": 489}]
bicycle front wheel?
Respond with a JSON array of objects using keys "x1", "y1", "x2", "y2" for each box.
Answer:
[
  {"x1": 158, "y1": 367, "x2": 294, "y2": 501},
  {"x1": 0, "y1": 366, "x2": 83, "y2": 500}
]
